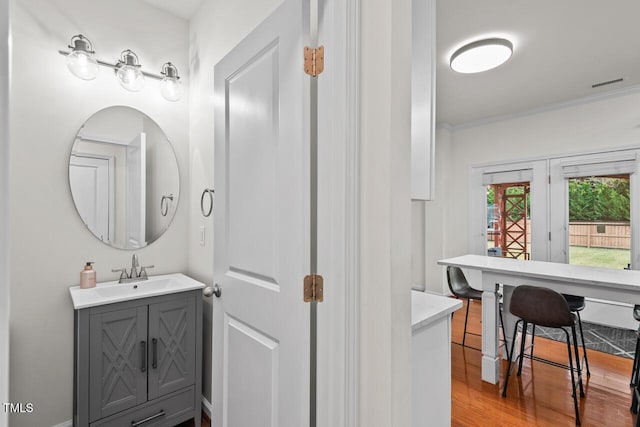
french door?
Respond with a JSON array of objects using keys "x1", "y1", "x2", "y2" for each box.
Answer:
[
  {"x1": 549, "y1": 149, "x2": 640, "y2": 268},
  {"x1": 469, "y1": 160, "x2": 548, "y2": 261}
]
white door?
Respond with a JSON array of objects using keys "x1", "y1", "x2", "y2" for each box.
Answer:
[
  {"x1": 212, "y1": 1, "x2": 310, "y2": 426},
  {"x1": 69, "y1": 154, "x2": 113, "y2": 243},
  {"x1": 126, "y1": 132, "x2": 146, "y2": 248}
]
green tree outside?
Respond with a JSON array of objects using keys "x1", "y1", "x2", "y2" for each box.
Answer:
[
  {"x1": 568, "y1": 177, "x2": 629, "y2": 222},
  {"x1": 487, "y1": 177, "x2": 629, "y2": 222}
]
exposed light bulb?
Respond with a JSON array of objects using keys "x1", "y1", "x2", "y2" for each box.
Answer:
[
  {"x1": 117, "y1": 66, "x2": 144, "y2": 91},
  {"x1": 160, "y1": 77, "x2": 182, "y2": 102},
  {"x1": 160, "y1": 62, "x2": 182, "y2": 101},
  {"x1": 66, "y1": 35, "x2": 99, "y2": 80},
  {"x1": 115, "y1": 50, "x2": 145, "y2": 92}
]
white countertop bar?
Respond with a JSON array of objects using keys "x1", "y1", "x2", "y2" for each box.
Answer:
[
  {"x1": 411, "y1": 290, "x2": 462, "y2": 332},
  {"x1": 437, "y1": 254, "x2": 640, "y2": 384}
]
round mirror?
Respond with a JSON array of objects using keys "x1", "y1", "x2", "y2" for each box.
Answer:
[{"x1": 69, "y1": 106, "x2": 180, "y2": 249}]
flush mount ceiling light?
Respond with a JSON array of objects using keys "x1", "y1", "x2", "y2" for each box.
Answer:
[
  {"x1": 450, "y1": 38, "x2": 513, "y2": 74},
  {"x1": 66, "y1": 35, "x2": 99, "y2": 80},
  {"x1": 59, "y1": 34, "x2": 183, "y2": 101}
]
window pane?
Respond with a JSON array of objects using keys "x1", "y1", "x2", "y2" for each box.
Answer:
[
  {"x1": 568, "y1": 175, "x2": 630, "y2": 270},
  {"x1": 487, "y1": 182, "x2": 531, "y2": 260}
]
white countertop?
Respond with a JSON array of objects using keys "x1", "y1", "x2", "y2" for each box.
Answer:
[
  {"x1": 411, "y1": 290, "x2": 462, "y2": 332},
  {"x1": 438, "y1": 254, "x2": 640, "y2": 292},
  {"x1": 69, "y1": 273, "x2": 205, "y2": 309}
]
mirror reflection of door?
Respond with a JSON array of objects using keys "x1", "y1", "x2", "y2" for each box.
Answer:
[
  {"x1": 125, "y1": 132, "x2": 146, "y2": 249},
  {"x1": 69, "y1": 154, "x2": 114, "y2": 243}
]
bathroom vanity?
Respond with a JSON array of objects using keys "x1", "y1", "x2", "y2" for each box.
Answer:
[{"x1": 70, "y1": 274, "x2": 204, "y2": 427}]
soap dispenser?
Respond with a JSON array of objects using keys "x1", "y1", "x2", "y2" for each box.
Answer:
[{"x1": 80, "y1": 262, "x2": 96, "y2": 289}]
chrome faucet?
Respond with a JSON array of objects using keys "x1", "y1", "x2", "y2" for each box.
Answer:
[
  {"x1": 112, "y1": 254, "x2": 155, "y2": 283},
  {"x1": 130, "y1": 254, "x2": 139, "y2": 278}
]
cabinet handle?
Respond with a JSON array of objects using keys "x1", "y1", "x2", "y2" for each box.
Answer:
[
  {"x1": 140, "y1": 341, "x2": 146, "y2": 373},
  {"x1": 152, "y1": 338, "x2": 158, "y2": 369},
  {"x1": 131, "y1": 410, "x2": 165, "y2": 426}
]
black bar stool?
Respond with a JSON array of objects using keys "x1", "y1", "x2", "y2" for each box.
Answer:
[
  {"x1": 446, "y1": 266, "x2": 509, "y2": 358},
  {"x1": 630, "y1": 305, "x2": 640, "y2": 387},
  {"x1": 529, "y1": 293, "x2": 590, "y2": 376},
  {"x1": 629, "y1": 305, "x2": 640, "y2": 427},
  {"x1": 502, "y1": 285, "x2": 584, "y2": 426},
  {"x1": 563, "y1": 294, "x2": 590, "y2": 376},
  {"x1": 447, "y1": 266, "x2": 482, "y2": 348}
]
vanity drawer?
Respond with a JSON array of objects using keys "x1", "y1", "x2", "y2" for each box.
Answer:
[{"x1": 90, "y1": 386, "x2": 195, "y2": 427}]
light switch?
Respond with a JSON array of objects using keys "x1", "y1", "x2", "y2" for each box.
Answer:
[{"x1": 199, "y1": 226, "x2": 206, "y2": 246}]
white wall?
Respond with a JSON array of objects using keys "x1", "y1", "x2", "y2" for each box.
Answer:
[
  {"x1": 187, "y1": 0, "x2": 282, "y2": 404},
  {"x1": 9, "y1": 1, "x2": 188, "y2": 425},
  {"x1": 359, "y1": 0, "x2": 412, "y2": 425},
  {"x1": 412, "y1": 127, "x2": 452, "y2": 294},
  {"x1": 417, "y1": 92, "x2": 640, "y2": 295},
  {"x1": 0, "y1": 0, "x2": 9, "y2": 425}
]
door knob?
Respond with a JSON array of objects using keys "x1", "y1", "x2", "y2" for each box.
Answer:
[
  {"x1": 204, "y1": 284, "x2": 222, "y2": 298},
  {"x1": 212, "y1": 283, "x2": 222, "y2": 297}
]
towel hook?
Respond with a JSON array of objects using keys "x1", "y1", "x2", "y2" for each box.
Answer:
[
  {"x1": 160, "y1": 194, "x2": 174, "y2": 217},
  {"x1": 201, "y1": 188, "x2": 214, "y2": 217}
]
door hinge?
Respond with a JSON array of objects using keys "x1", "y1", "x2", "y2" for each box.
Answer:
[
  {"x1": 303, "y1": 274, "x2": 324, "y2": 302},
  {"x1": 304, "y1": 46, "x2": 324, "y2": 77}
]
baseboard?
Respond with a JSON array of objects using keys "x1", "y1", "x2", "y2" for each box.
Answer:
[
  {"x1": 201, "y1": 396, "x2": 213, "y2": 419},
  {"x1": 582, "y1": 298, "x2": 637, "y2": 330},
  {"x1": 51, "y1": 421, "x2": 72, "y2": 427}
]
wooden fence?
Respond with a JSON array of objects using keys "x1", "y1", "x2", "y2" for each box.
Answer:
[
  {"x1": 569, "y1": 221, "x2": 630, "y2": 249},
  {"x1": 489, "y1": 220, "x2": 630, "y2": 250}
]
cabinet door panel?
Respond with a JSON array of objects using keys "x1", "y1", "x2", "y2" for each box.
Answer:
[
  {"x1": 89, "y1": 306, "x2": 148, "y2": 421},
  {"x1": 148, "y1": 296, "x2": 196, "y2": 400}
]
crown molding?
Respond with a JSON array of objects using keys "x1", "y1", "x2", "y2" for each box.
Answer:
[{"x1": 440, "y1": 83, "x2": 640, "y2": 132}]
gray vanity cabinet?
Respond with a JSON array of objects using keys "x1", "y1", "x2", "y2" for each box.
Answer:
[
  {"x1": 74, "y1": 290, "x2": 202, "y2": 427},
  {"x1": 147, "y1": 298, "x2": 196, "y2": 400},
  {"x1": 88, "y1": 306, "x2": 148, "y2": 419}
]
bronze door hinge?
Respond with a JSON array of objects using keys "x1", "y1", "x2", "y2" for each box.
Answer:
[
  {"x1": 303, "y1": 274, "x2": 324, "y2": 302},
  {"x1": 304, "y1": 46, "x2": 324, "y2": 77}
]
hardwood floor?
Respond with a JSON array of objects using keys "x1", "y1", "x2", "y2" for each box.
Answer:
[
  {"x1": 182, "y1": 298, "x2": 636, "y2": 426},
  {"x1": 176, "y1": 411, "x2": 210, "y2": 427},
  {"x1": 451, "y1": 298, "x2": 637, "y2": 426}
]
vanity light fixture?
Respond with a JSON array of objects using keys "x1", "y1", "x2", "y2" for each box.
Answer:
[
  {"x1": 66, "y1": 35, "x2": 99, "y2": 80},
  {"x1": 450, "y1": 38, "x2": 513, "y2": 74},
  {"x1": 59, "y1": 34, "x2": 182, "y2": 101}
]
